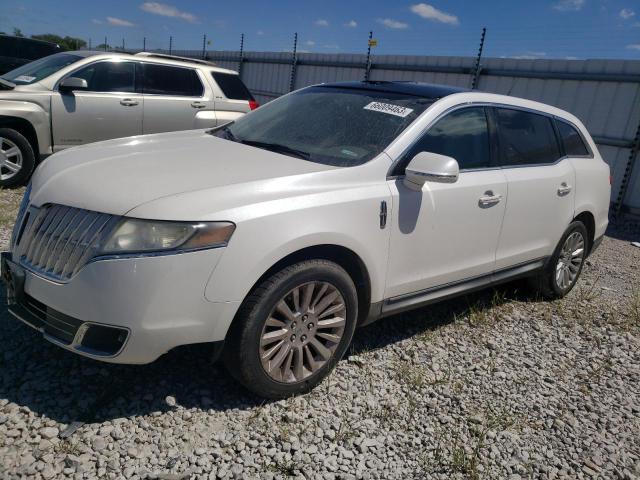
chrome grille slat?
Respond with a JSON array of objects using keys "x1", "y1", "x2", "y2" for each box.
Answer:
[{"x1": 17, "y1": 204, "x2": 119, "y2": 282}]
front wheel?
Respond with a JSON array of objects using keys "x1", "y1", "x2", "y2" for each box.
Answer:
[
  {"x1": 0, "y1": 128, "x2": 36, "y2": 188},
  {"x1": 223, "y1": 260, "x2": 358, "y2": 398},
  {"x1": 531, "y1": 221, "x2": 589, "y2": 299}
]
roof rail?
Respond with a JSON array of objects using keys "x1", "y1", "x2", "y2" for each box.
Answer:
[{"x1": 134, "y1": 52, "x2": 217, "y2": 66}]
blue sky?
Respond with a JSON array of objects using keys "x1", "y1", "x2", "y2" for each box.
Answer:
[{"x1": 2, "y1": 0, "x2": 640, "y2": 59}]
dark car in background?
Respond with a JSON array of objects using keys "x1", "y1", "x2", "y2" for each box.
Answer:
[{"x1": 0, "y1": 35, "x2": 63, "y2": 74}]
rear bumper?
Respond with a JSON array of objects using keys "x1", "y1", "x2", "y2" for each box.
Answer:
[{"x1": 2, "y1": 248, "x2": 241, "y2": 364}]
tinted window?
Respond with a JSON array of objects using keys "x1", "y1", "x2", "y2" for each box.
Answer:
[
  {"x1": 142, "y1": 64, "x2": 203, "y2": 96},
  {"x1": 405, "y1": 107, "x2": 491, "y2": 170},
  {"x1": 212, "y1": 72, "x2": 254, "y2": 100},
  {"x1": 73, "y1": 61, "x2": 136, "y2": 92},
  {"x1": 217, "y1": 86, "x2": 433, "y2": 166},
  {"x1": 0, "y1": 37, "x2": 20, "y2": 57},
  {"x1": 495, "y1": 108, "x2": 561, "y2": 166},
  {"x1": 557, "y1": 120, "x2": 589, "y2": 156}
]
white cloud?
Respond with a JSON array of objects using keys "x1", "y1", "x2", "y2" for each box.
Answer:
[
  {"x1": 620, "y1": 8, "x2": 636, "y2": 19},
  {"x1": 323, "y1": 44, "x2": 340, "y2": 49},
  {"x1": 378, "y1": 18, "x2": 409, "y2": 29},
  {"x1": 553, "y1": 0, "x2": 585, "y2": 12},
  {"x1": 91, "y1": 18, "x2": 103, "y2": 24},
  {"x1": 627, "y1": 44, "x2": 640, "y2": 50},
  {"x1": 305, "y1": 40, "x2": 315, "y2": 46},
  {"x1": 314, "y1": 19, "x2": 329, "y2": 27},
  {"x1": 257, "y1": 30, "x2": 264, "y2": 36},
  {"x1": 344, "y1": 20, "x2": 357, "y2": 28},
  {"x1": 410, "y1": 3, "x2": 459, "y2": 25},
  {"x1": 511, "y1": 51, "x2": 547, "y2": 59},
  {"x1": 139, "y1": 2, "x2": 198, "y2": 23},
  {"x1": 106, "y1": 16, "x2": 135, "y2": 27}
]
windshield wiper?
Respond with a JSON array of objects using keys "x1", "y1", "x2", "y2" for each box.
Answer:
[{"x1": 240, "y1": 140, "x2": 311, "y2": 160}]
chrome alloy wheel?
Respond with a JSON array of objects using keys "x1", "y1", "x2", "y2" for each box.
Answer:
[
  {"x1": 0, "y1": 137, "x2": 23, "y2": 181},
  {"x1": 555, "y1": 231, "x2": 585, "y2": 290},
  {"x1": 259, "y1": 281, "x2": 346, "y2": 383}
]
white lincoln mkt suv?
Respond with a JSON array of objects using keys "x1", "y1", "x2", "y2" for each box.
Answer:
[{"x1": 1, "y1": 82, "x2": 610, "y2": 398}]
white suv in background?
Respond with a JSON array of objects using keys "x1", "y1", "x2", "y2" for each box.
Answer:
[
  {"x1": 0, "y1": 50, "x2": 257, "y2": 186},
  {"x1": 1, "y1": 81, "x2": 610, "y2": 398}
]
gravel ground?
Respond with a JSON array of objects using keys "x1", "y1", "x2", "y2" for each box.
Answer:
[{"x1": 1, "y1": 187, "x2": 639, "y2": 480}]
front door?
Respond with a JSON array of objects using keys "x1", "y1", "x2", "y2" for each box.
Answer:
[
  {"x1": 51, "y1": 60, "x2": 143, "y2": 150},
  {"x1": 385, "y1": 106, "x2": 508, "y2": 298}
]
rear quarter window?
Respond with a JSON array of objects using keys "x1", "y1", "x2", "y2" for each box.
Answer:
[
  {"x1": 211, "y1": 71, "x2": 254, "y2": 100},
  {"x1": 556, "y1": 120, "x2": 590, "y2": 156}
]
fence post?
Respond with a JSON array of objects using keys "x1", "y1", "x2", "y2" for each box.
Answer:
[
  {"x1": 169, "y1": 36, "x2": 173, "y2": 55},
  {"x1": 202, "y1": 34, "x2": 207, "y2": 59},
  {"x1": 104, "y1": 37, "x2": 107, "y2": 52},
  {"x1": 364, "y1": 31, "x2": 373, "y2": 81},
  {"x1": 143, "y1": 37, "x2": 146, "y2": 52},
  {"x1": 289, "y1": 32, "x2": 298, "y2": 92},
  {"x1": 613, "y1": 121, "x2": 640, "y2": 219},
  {"x1": 122, "y1": 38, "x2": 125, "y2": 51},
  {"x1": 471, "y1": 27, "x2": 486, "y2": 90},
  {"x1": 238, "y1": 33, "x2": 245, "y2": 78}
]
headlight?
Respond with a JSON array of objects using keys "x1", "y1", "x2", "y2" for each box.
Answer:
[{"x1": 99, "y1": 219, "x2": 235, "y2": 255}]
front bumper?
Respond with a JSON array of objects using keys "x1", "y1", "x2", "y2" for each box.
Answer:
[{"x1": 1, "y1": 249, "x2": 240, "y2": 364}]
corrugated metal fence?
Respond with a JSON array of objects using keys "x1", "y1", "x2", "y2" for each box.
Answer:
[{"x1": 140, "y1": 48, "x2": 640, "y2": 214}]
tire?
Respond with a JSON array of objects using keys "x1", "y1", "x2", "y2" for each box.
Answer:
[
  {"x1": 223, "y1": 259, "x2": 358, "y2": 399},
  {"x1": 0, "y1": 128, "x2": 36, "y2": 188},
  {"x1": 530, "y1": 221, "x2": 589, "y2": 299}
]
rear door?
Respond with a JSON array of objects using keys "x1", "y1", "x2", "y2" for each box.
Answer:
[
  {"x1": 51, "y1": 59, "x2": 143, "y2": 149},
  {"x1": 492, "y1": 107, "x2": 575, "y2": 269},
  {"x1": 209, "y1": 71, "x2": 254, "y2": 124},
  {"x1": 141, "y1": 63, "x2": 214, "y2": 134}
]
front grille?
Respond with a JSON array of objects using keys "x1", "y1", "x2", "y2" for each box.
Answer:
[
  {"x1": 16, "y1": 293, "x2": 84, "y2": 345},
  {"x1": 14, "y1": 204, "x2": 120, "y2": 282}
]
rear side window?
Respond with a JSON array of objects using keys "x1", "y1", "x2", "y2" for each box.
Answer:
[
  {"x1": 495, "y1": 108, "x2": 561, "y2": 166},
  {"x1": 142, "y1": 63, "x2": 203, "y2": 96},
  {"x1": 211, "y1": 72, "x2": 254, "y2": 100},
  {"x1": 405, "y1": 107, "x2": 492, "y2": 170},
  {"x1": 556, "y1": 120, "x2": 590, "y2": 156},
  {"x1": 73, "y1": 61, "x2": 136, "y2": 93}
]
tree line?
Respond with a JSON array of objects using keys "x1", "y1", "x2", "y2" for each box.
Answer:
[{"x1": 2, "y1": 27, "x2": 88, "y2": 51}]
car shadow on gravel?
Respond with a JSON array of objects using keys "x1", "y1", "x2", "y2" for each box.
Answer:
[{"x1": 0, "y1": 280, "x2": 540, "y2": 426}]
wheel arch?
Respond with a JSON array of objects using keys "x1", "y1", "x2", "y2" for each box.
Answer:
[
  {"x1": 0, "y1": 115, "x2": 40, "y2": 162},
  {"x1": 241, "y1": 244, "x2": 372, "y2": 326},
  {"x1": 573, "y1": 210, "x2": 596, "y2": 254}
]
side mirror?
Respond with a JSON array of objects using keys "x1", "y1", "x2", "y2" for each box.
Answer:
[
  {"x1": 403, "y1": 151, "x2": 459, "y2": 191},
  {"x1": 59, "y1": 77, "x2": 88, "y2": 92}
]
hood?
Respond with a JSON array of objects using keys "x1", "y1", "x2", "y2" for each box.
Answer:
[{"x1": 31, "y1": 129, "x2": 339, "y2": 216}]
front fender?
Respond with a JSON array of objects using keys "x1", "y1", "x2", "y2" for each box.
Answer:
[{"x1": 0, "y1": 100, "x2": 51, "y2": 154}]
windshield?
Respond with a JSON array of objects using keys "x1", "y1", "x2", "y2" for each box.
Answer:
[
  {"x1": 215, "y1": 86, "x2": 433, "y2": 166},
  {"x1": 1, "y1": 53, "x2": 84, "y2": 85}
]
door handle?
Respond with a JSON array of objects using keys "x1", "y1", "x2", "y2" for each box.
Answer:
[
  {"x1": 191, "y1": 101, "x2": 206, "y2": 109},
  {"x1": 120, "y1": 99, "x2": 139, "y2": 107},
  {"x1": 479, "y1": 191, "x2": 502, "y2": 207},
  {"x1": 557, "y1": 182, "x2": 572, "y2": 196}
]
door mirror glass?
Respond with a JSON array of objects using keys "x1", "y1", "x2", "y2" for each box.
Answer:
[
  {"x1": 59, "y1": 77, "x2": 88, "y2": 92},
  {"x1": 403, "y1": 151, "x2": 459, "y2": 190}
]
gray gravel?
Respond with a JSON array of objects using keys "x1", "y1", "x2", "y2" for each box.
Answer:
[{"x1": 1, "y1": 215, "x2": 639, "y2": 479}]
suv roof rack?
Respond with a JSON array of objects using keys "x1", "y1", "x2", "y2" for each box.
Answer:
[{"x1": 134, "y1": 52, "x2": 217, "y2": 66}]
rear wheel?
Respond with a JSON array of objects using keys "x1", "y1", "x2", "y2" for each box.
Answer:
[
  {"x1": 0, "y1": 128, "x2": 35, "y2": 188},
  {"x1": 531, "y1": 221, "x2": 588, "y2": 299},
  {"x1": 223, "y1": 259, "x2": 358, "y2": 398}
]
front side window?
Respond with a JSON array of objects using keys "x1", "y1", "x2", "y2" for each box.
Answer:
[
  {"x1": 215, "y1": 86, "x2": 433, "y2": 167},
  {"x1": 2, "y1": 52, "x2": 84, "y2": 85},
  {"x1": 72, "y1": 61, "x2": 136, "y2": 93},
  {"x1": 142, "y1": 64, "x2": 203, "y2": 96},
  {"x1": 495, "y1": 108, "x2": 561, "y2": 166},
  {"x1": 403, "y1": 107, "x2": 492, "y2": 170},
  {"x1": 556, "y1": 120, "x2": 589, "y2": 156}
]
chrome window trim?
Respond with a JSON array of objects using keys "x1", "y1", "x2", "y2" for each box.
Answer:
[{"x1": 387, "y1": 101, "x2": 595, "y2": 178}]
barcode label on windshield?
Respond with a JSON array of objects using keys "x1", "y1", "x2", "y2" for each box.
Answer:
[{"x1": 364, "y1": 102, "x2": 414, "y2": 118}]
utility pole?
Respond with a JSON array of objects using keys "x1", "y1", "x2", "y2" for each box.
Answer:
[
  {"x1": 104, "y1": 36, "x2": 107, "y2": 52},
  {"x1": 202, "y1": 34, "x2": 207, "y2": 59},
  {"x1": 289, "y1": 32, "x2": 298, "y2": 92},
  {"x1": 143, "y1": 37, "x2": 146, "y2": 51},
  {"x1": 238, "y1": 33, "x2": 245, "y2": 78},
  {"x1": 364, "y1": 31, "x2": 373, "y2": 81},
  {"x1": 122, "y1": 38, "x2": 125, "y2": 50},
  {"x1": 471, "y1": 27, "x2": 487, "y2": 90},
  {"x1": 169, "y1": 36, "x2": 173, "y2": 55}
]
